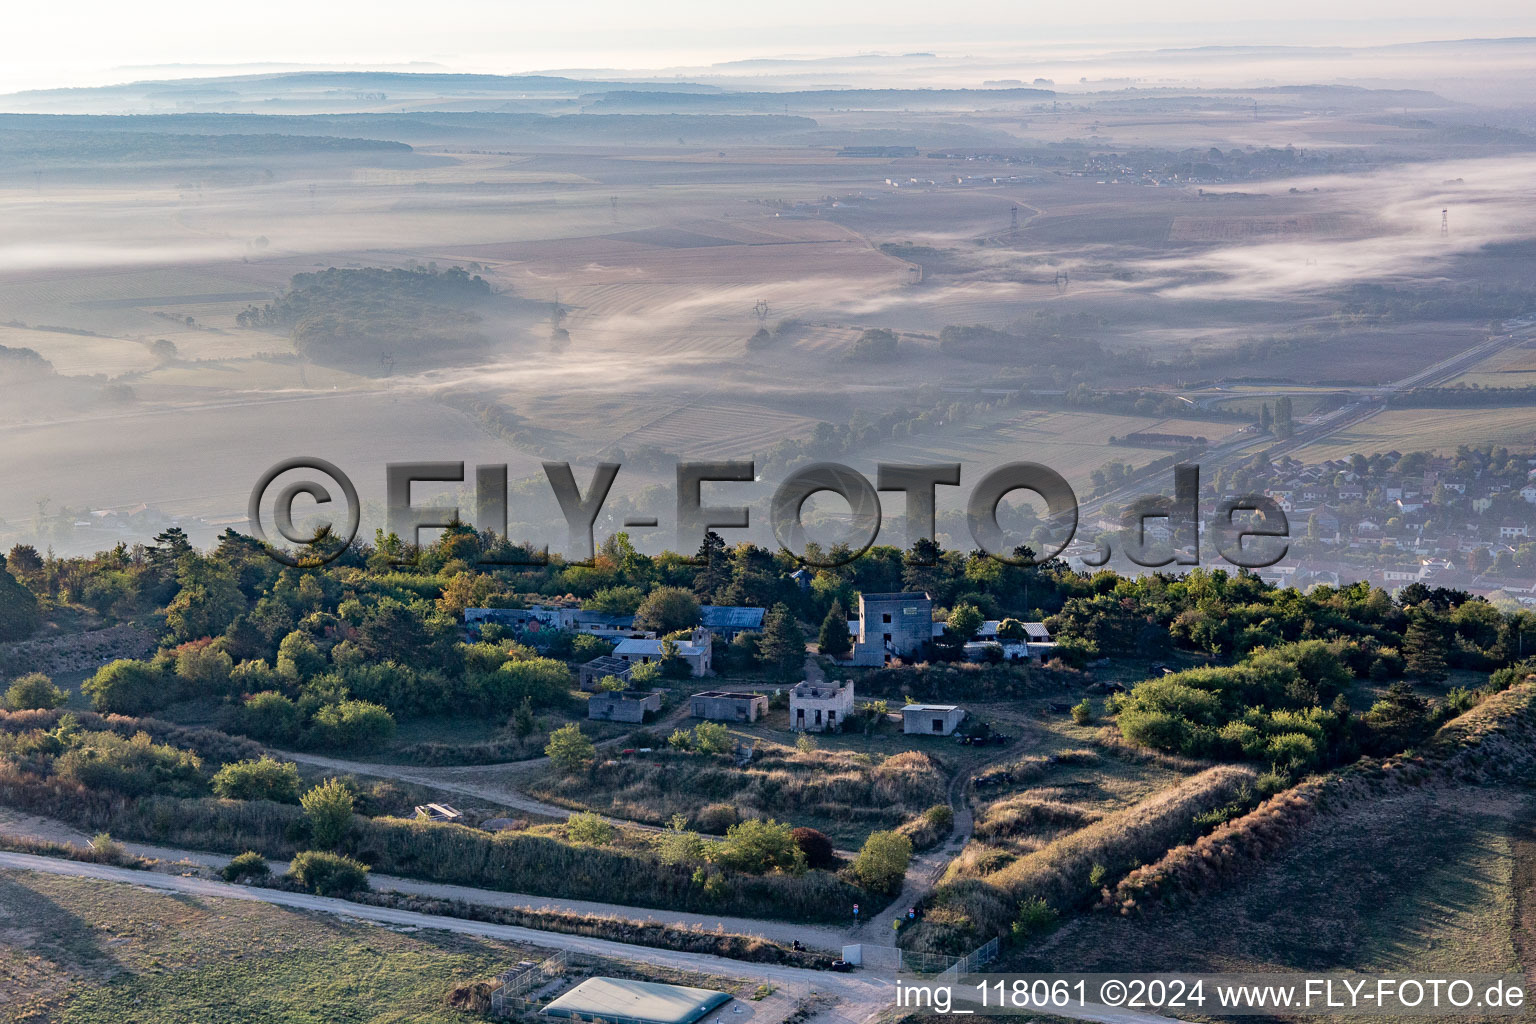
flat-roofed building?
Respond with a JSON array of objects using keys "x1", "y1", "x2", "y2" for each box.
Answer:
[
  {"x1": 852, "y1": 591, "x2": 932, "y2": 666},
  {"x1": 690, "y1": 690, "x2": 768, "y2": 722},
  {"x1": 902, "y1": 703, "x2": 966, "y2": 736},
  {"x1": 789, "y1": 678, "x2": 854, "y2": 732}
]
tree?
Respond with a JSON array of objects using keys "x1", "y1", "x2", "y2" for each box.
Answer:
[
  {"x1": 276, "y1": 631, "x2": 325, "y2": 681},
  {"x1": 790, "y1": 826, "x2": 836, "y2": 870},
  {"x1": 82, "y1": 659, "x2": 166, "y2": 716},
  {"x1": 1403, "y1": 614, "x2": 1449, "y2": 682},
  {"x1": 212, "y1": 756, "x2": 302, "y2": 802},
  {"x1": 0, "y1": 566, "x2": 40, "y2": 642},
  {"x1": 301, "y1": 778, "x2": 354, "y2": 849},
  {"x1": 818, "y1": 601, "x2": 852, "y2": 660},
  {"x1": 4, "y1": 672, "x2": 67, "y2": 711},
  {"x1": 634, "y1": 587, "x2": 700, "y2": 634},
  {"x1": 996, "y1": 618, "x2": 1028, "y2": 642},
  {"x1": 288, "y1": 850, "x2": 369, "y2": 895},
  {"x1": 851, "y1": 328, "x2": 898, "y2": 360},
  {"x1": 946, "y1": 602, "x2": 984, "y2": 643},
  {"x1": 712, "y1": 818, "x2": 806, "y2": 875},
  {"x1": 164, "y1": 560, "x2": 245, "y2": 643},
  {"x1": 758, "y1": 603, "x2": 805, "y2": 680},
  {"x1": 545, "y1": 723, "x2": 596, "y2": 772},
  {"x1": 851, "y1": 830, "x2": 912, "y2": 894},
  {"x1": 1364, "y1": 681, "x2": 1433, "y2": 753}
]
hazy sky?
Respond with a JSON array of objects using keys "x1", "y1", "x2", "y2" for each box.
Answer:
[{"x1": 5, "y1": 1, "x2": 1536, "y2": 93}]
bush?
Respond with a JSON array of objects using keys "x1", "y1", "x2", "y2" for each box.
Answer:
[
  {"x1": 221, "y1": 850, "x2": 272, "y2": 881},
  {"x1": 308, "y1": 699, "x2": 395, "y2": 751},
  {"x1": 692, "y1": 721, "x2": 732, "y2": 754},
  {"x1": 851, "y1": 830, "x2": 912, "y2": 894},
  {"x1": 229, "y1": 690, "x2": 302, "y2": 744},
  {"x1": 54, "y1": 730, "x2": 204, "y2": 797},
  {"x1": 545, "y1": 723, "x2": 595, "y2": 771},
  {"x1": 4, "y1": 673, "x2": 67, "y2": 711},
  {"x1": 1070, "y1": 699, "x2": 1094, "y2": 725},
  {"x1": 1010, "y1": 896, "x2": 1057, "y2": 942},
  {"x1": 173, "y1": 642, "x2": 234, "y2": 698},
  {"x1": 86, "y1": 832, "x2": 125, "y2": 864},
  {"x1": 791, "y1": 827, "x2": 836, "y2": 870},
  {"x1": 288, "y1": 850, "x2": 370, "y2": 895},
  {"x1": 82, "y1": 659, "x2": 167, "y2": 716},
  {"x1": 566, "y1": 811, "x2": 616, "y2": 846},
  {"x1": 301, "y1": 778, "x2": 355, "y2": 849},
  {"x1": 712, "y1": 818, "x2": 806, "y2": 875},
  {"x1": 211, "y1": 756, "x2": 302, "y2": 803}
]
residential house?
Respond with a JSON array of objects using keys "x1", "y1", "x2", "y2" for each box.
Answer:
[{"x1": 790, "y1": 678, "x2": 855, "y2": 732}]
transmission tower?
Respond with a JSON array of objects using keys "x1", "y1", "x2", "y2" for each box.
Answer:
[
  {"x1": 753, "y1": 299, "x2": 770, "y2": 325},
  {"x1": 1441, "y1": 209, "x2": 1449, "y2": 237},
  {"x1": 1010, "y1": 204, "x2": 1019, "y2": 232}
]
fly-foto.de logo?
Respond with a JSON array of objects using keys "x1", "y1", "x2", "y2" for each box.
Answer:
[{"x1": 248, "y1": 458, "x2": 1287, "y2": 569}]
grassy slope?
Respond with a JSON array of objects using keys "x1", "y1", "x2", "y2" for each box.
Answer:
[
  {"x1": 1014, "y1": 787, "x2": 1527, "y2": 1023},
  {"x1": 0, "y1": 869, "x2": 539, "y2": 1024}
]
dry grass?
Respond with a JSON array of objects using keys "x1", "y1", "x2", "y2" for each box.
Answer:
[{"x1": 527, "y1": 744, "x2": 946, "y2": 846}]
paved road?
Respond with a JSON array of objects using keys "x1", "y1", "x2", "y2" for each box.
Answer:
[{"x1": 0, "y1": 852, "x2": 1180, "y2": 1024}]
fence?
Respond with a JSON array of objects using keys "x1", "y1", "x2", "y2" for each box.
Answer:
[
  {"x1": 840, "y1": 944, "x2": 961, "y2": 976},
  {"x1": 841, "y1": 936, "x2": 999, "y2": 979},
  {"x1": 488, "y1": 951, "x2": 567, "y2": 1017}
]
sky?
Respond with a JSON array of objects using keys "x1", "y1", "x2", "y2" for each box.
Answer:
[{"x1": 5, "y1": 1, "x2": 1536, "y2": 93}]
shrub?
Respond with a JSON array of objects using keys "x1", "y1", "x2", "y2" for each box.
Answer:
[
  {"x1": 791, "y1": 827, "x2": 836, "y2": 870},
  {"x1": 82, "y1": 659, "x2": 167, "y2": 716},
  {"x1": 712, "y1": 818, "x2": 806, "y2": 875},
  {"x1": 4, "y1": 673, "x2": 67, "y2": 711},
  {"x1": 221, "y1": 850, "x2": 271, "y2": 881},
  {"x1": 54, "y1": 730, "x2": 204, "y2": 797},
  {"x1": 211, "y1": 756, "x2": 302, "y2": 803},
  {"x1": 1010, "y1": 896, "x2": 1057, "y2": 942},
  {"x1": 655, "y1": 815, "x2": 708, "y2": 865},
  {"x1": 852, "y1": 830, "x2": 912, "y2": 894},
  {"x1": 230, "y1": 690, "x2": 302, "y2": 744},
  {"x1": 301, "y1": 778, "x2": 355, "y2": 849},
  {"x1": 566, "y1": 811, "x2": 616, "y2": 846},
  {"x1": 692, "y1": 721, "x2": 732, "y2": 754},
  {"x1": 288, "y1": 850, "x2": 370, "y2": 895},
  {"x1": 308, "y1": 699, "x2": 395, "y2": 751},
  {"x1": 1070, "y1": 699, "x2": 1094, "y2": 725},
  {"x1": 173, "y1": 642, "x2": 234, "y2": 698},
  {"x1": 545, "y1": 723, "x2": 595, "y2": 771},
  {"x1": 694, "y1": 802, "x2": 740, "y2": 834}
]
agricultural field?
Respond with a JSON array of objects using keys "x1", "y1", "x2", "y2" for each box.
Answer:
[{"x1": 1291, "y1": 407, "x2": 1536, "y2": 461}]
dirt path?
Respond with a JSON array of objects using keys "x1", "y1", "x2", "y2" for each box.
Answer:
[{"x1": 0, "y1": 852, "x2": 1180, "y2": 1024}]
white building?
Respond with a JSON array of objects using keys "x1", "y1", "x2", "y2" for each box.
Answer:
[
  {"x1": 902, "y1": 704, "x2": 967, "y2": 736},
  {"x1": 790, "y1": 678, "x2": 855, "y2": 732}
]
